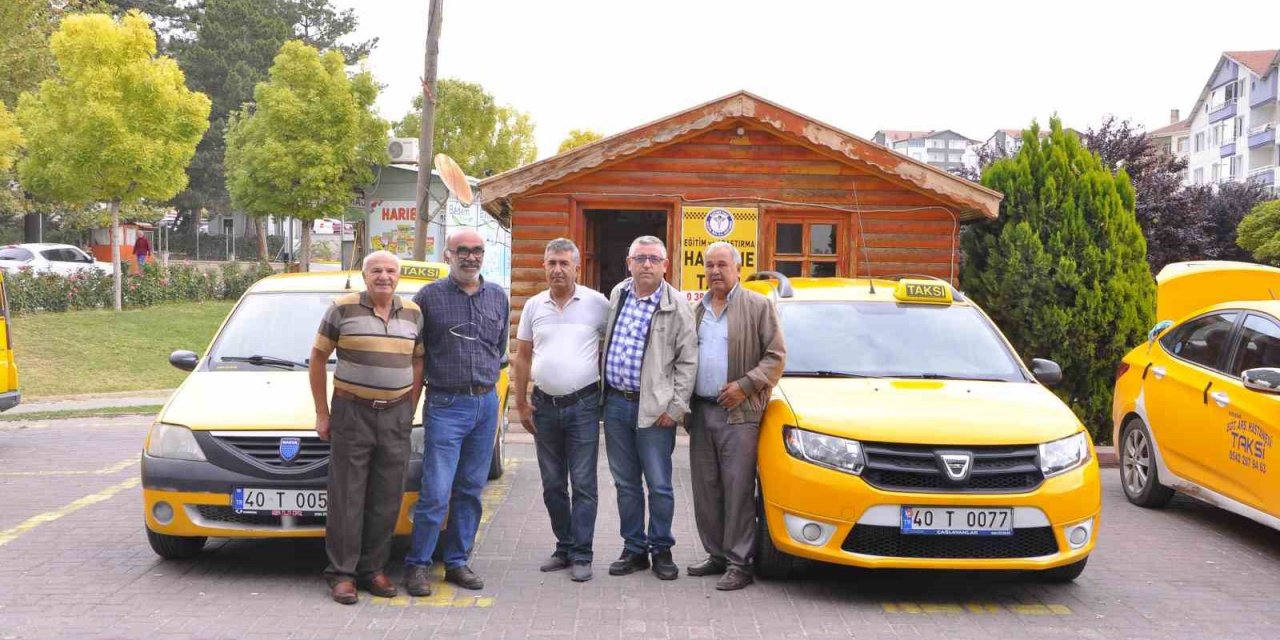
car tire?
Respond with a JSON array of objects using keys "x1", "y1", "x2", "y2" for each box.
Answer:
[
  {"x1": 753, "y1": 484, "x2": 796, "y2": 579},
  {"x1": 487, "y1": 410, "x2": 507, "y2": 481},
  {"x1": 1120, "y1": 418, "x2": 1175, "y2": 508},
  {"x1": 146, "y1": 527, "x2": 206, "y2": 559},
  {"x1": 1036, "y1": 556, "x2": 1088, "y2": 583}
]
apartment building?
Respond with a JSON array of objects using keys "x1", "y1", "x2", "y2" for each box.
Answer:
[
  {"x1": 870, "y1": 130, "x2": 978, "y2": 173},
  {"x1": 1183, "y1": 50, "x2": 1279, "y2": 191}
]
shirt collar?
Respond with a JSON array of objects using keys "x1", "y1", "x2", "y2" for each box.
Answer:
[
  {"x1": 359, "y1": 291, "x2": 403, "y2": 312},
  {"x1": 544, "y1": 284, "x2": 581, "y2": 305},
  {"x1": 625, "y1": 279, "x2": 663, "y2": 303},
  {"x1": 701, "y1": 283, "x2": 740, "y2": 309},
  {"x1": 446, "y1": 274, "x2": 486, "y2": 294}
]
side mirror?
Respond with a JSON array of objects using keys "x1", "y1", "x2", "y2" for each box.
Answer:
[
  {"x1": 169, "y1": 350, "x2": 199, "y2": 372},
  {"x1": 1241, "y1": 368, "x2": 1280, "y2": 394},
  {"x1": 1030, "y1": 358, "x2": 1063, "y2": 387},
  {"x1": 1148, "y1": 320, "x2": 1173, "y2": 344}
]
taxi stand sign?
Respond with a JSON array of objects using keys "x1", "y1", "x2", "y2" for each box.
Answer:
[
  {"x1": 399, "y1": 260, "x2": 447, "y2": 281},
  {"x1": 893, "y1": 279, "x2": 953, "y2": 304}
]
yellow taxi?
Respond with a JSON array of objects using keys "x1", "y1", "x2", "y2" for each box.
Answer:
[
  {"x1": 1112, "y1": 261, "x2": 1279, "y2": 528},
  {"x1": 747, "y1": 273, "x2": 1100, "y2": 582},
  {"x1": 0, "y1": 273, "x2": 18, "y2": 411},
  {"x1": 142, "y1": 261, "x2": 511, "y2": 558}
]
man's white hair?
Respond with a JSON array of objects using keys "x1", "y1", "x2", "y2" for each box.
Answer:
[
  {"x1": 704, "y1": 241, "x2": 741, "y2": 266},
  {"x1": 362, "y1": 250, "x2": 401, "y2": 272},
  {"x1": 628, "y1": 235, "x2": 667, "y2": 260}
]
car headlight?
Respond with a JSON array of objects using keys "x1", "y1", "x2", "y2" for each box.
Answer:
[
  {"x1": 410, "y1": 425, "x2": 424, "y2": 457},
  {"x1": 783, "y1": 426, "x2": 865, "y2": 475},
  {"x1": 1039, "y1": 432, "x2": 1091, "y2": 477},
  {"x1": 145, "y1": 423, "x2": 207, "y2": 461}
]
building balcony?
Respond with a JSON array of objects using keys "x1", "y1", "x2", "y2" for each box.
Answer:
[
  {"x1": 1208, "y1": 100, "x2": 1237, "y2": 123},
  {"x1": 1251, "y1": 75, "x2": 1278, "y2": 108},
  {"x1": 1220, "y1": 142, "x2": 1237, "y2": 157},
  {"x1": 1248, "y1": 124, "x2": 1276, "y2": 148},
  {"x1": 1248, "y1": 166, "x2": 1276, "y2": 186}
]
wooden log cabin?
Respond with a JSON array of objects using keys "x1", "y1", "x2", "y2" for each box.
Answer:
[{"x1": 478, "y1": 91, "x2": 1002, "y2": 328}]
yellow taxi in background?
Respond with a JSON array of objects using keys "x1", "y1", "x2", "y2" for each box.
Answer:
[
  {"x1": 748, "y1": 273, "x2": 1100, "y2": 582},
  {"x1": 142, "y1": 261, "x2": 511, "y2": 558},
  {"x1": 1113, "y1": 261, "x2": 1280, "y2": 528},
  {"x1": 0, "y1": 273, "x2": 19, "y2": 411}
]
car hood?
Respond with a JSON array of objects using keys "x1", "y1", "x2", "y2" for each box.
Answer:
[
  {"x1": 775, "y1": 378, "x2": 1083, "y2": 445},
  {"x1": 160, "y1": 371, "x2": 422, "y2": 431}
]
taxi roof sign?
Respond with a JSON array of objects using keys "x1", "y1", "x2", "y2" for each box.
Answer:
[
  {"x1": 893, "y1": 279, "x2": 953, "y2": 304},
  {"x1": 399, "y1": 260, "x2": 449, "y2": 282}
]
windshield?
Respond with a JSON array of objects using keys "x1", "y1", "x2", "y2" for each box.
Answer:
[
  {"x1": 206, "y1": 292, "x2": 414, "y2": 371},
  {"x1": 780, "y1": 301, "x2": 1026, "y2": 381}
]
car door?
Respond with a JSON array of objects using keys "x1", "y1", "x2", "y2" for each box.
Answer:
[
  {"x1": 0, "y1": 273, "x2": 18, "y2": 410},
  {"x1": 1221, "y1": 313, "x2": 1280, "y2": 515},
  {"x1": 1145, "y1": 311, "x2": 1241, "y2": 494}
]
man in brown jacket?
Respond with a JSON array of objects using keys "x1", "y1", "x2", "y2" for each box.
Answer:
[{"x1": 687, "y1": 241, "x2": 786, "y2": 590}]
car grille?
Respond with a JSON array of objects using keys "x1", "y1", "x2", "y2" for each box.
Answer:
[
  {"x1": 194, "y1": 505, "x2": 326, "y2": 528},
  {"x1": 860, "y1": 442, "x2": 1043, "y2": 493},
  {"x1": 212, "y1": 434, "x2": 330, "y2": 469},
  {"x1": 842, "y1": 525, "x2": 1059, "y2": 559}
]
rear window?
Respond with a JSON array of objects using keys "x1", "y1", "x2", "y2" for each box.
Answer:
[{"x1": 0, "y1": 248, "x2": 33, "y2": 262}]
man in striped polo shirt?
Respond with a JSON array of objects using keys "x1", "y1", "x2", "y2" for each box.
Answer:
[{"x1": 310, "y1": 250, "x2": 424, "y2": 605}]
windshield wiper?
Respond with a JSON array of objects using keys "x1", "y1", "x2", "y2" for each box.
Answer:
[
  {"x1": 222, "y1": 355, "x2": 307, "y2": 370},
  {"x1": 786, "y1": 370, "x2": 876, "y2": 379},
  {"x1": 894, "y1": 373, "x2": 1010, "y2": 382}
]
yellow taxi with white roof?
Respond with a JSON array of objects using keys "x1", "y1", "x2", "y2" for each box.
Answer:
[
  {"x1": 141, "y1": 261, "x2": 510, "y2": 558},
  {"x1": 747, "y1": 272, "x2": 1100, "y2": 582}
]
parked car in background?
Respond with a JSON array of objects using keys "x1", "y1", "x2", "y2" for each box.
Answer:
[
  {"x1": 0, "y1": 243, "x2": 114, "y2": 276},
  {"x1": 311, "y1": 219, "x2": 353, "y2": 235}
]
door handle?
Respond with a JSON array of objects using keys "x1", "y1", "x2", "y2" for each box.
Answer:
[
  {"x1": 1150, "y1": 366, "x2": 1166, "y2": 380},
  {"x1": 1209, "y1": 391, "x2": 1230, "y2": 408}
]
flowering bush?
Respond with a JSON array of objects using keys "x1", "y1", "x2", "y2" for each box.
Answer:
[{"x1": 2, "y1": 262, "x2": 278, "y2": 314}]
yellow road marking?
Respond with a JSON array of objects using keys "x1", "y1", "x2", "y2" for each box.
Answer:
[
  {"x1": 0, "y1": 456, "x2": 138, "y2": 477},
  {"x1": 0, "y1": 477, "x2": 140, "y2": 547},
  {"x1": 881, "y1": 602, "x2": 1072, "y2": 616}
]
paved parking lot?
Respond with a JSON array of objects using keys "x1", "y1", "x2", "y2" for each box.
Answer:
[{"x1": 2, "y1": 415, "x2": 1280, "y2": 639}]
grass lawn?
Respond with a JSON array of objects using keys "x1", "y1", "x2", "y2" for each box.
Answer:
[{"x1": 10, "y1": 301, "x2": 234, "y2": 398}]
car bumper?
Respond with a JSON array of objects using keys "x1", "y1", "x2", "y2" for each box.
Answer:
[
  {"x1": 758, "y1": 444, "x2": 1101, "y2": 571},
  {"x1": 0, "y1": 390, "x2": 20, "y2": 412},
  {"x1": 142, "y1": 453, "x2": 423, "y2": 538}
]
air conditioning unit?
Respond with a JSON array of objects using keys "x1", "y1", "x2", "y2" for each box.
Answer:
[{"x1": 387, "y1": 137, "x2": 419, "y2": 164}]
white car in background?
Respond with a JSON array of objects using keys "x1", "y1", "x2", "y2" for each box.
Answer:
[{"x1": 0, "y1": 243, "x2": 115, "y2": 276}]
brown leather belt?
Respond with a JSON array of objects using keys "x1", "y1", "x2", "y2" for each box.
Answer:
[{"x1": 333, "y1": 388, "x2": 412, "y2": 410}]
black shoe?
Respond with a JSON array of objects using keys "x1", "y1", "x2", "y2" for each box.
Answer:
[
  {"x1": 608, "y1": 551, "x2": 651, "y2": 576},
  {"x1": 715, "y1": 566, "x2": 754, "y2": 591},
  {"x1": 444, "y1": 565, "x2": 485, "y2": 590},
  {"x1": 651, "y1": 550, "x2": 678, "y2": 580},
  {"x1": 570, "y1": 561, "x2": 593, "y2": 582},
  {"x1": 404, "y1": 565, "x2": 432, "y2": 597},
  {"x1": 687, "y1": 557, "x2": 728, "y2": 577},
  {"x1": 540, "y1": 553, "x2": 571, "y2": 572}
]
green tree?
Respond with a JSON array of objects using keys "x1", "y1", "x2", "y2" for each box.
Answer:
[
  {"x1": 0, "y1": 0, "x2": 57, "y2": 110},
  {"x1": 17, "y1": 12, "x2": 210, "y2": 310},
  {"x1": 960, "y1": 118, "x2": 1155, "y2": 439},
  {"x1": 1237, "y1": 199, "x2": 1280, "y2": 265},
  {"x1": 224, "y1": 40, "x2": 387, "y2": 271},
  {"x1": 392, "y1": 78, "x2": 538, "y2": 176},
  {"x1": 0, "y1": 104, "x2": 21, "y2": 173},
  {"x1": 281, "y1": 0, "x2": 376, "y2": 64},
  {"x1": 558, "y1": 128, "x2": 603, "y2": 154}
]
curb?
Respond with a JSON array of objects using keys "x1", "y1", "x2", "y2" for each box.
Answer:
[{"x1": 1096, "y1": 445, "x2": 1118, "y2": 468}]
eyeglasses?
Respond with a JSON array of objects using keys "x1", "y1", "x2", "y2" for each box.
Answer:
[
  {"x1": 449, "y1": 322, "x2": 480, "y2": 341},
  {"x1": 628, "y1": 255, "x2": 665, "y2": 265},
  {"x1": 452, "y1": 245, "x2": 485, "y2": 259}
]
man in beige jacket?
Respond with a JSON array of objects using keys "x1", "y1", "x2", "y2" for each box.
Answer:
[
  {"x1": 687, "y1": 241, "x2": 786, "y2": 590},
  {"x1": 601, "y1": 235, "x2": 698, "y2": 581}
]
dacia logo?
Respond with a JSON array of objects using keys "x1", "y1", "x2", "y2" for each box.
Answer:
[
  {"x1": 905, "y1": 283, "x2": 946, "y2": 299},
  {"x1": 939, "y1": 453, "x2": 972, "y2": 481},
  {"x1": 279, "y1": 437, "x2": 301, "y2": 464}
]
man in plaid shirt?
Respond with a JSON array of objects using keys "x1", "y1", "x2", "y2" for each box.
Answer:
[{"x1": 600, "y1": 235, "x2": 697, "y2": 580}]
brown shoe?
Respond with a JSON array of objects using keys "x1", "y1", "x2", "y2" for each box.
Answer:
[
  {"x1": 358, "y1": 573, "x2": 397, "y2": 598},
  {"x1": 405, "y1": 565, "x2": 432, "y2": 597},
  {"x1": 715, "y1": 566, "x2": 754, "y2": 591},
  {"x1": 330, "y1": 580, "x2": 358, "y2": 605}
]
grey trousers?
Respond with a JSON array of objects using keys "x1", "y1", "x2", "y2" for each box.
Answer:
[
  {"x1": 324, "y1": 395, "x2": 412, "y2": 583},
  {"x1": 689, "y1": 399, "x2": 760, "y2": 569}
]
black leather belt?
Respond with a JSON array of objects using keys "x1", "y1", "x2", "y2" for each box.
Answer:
[
  {"x1": 430, "y1": 384, "x2": 494, "y2": 396},
  {"x1": 608, "y1": 386, "x2": 641, "y2": 401},
  {"x1": 533, "y1": 384, "x2": 599, "y2": 408},
  {"x1": 692, "y1": 395, "x2": 719, "y2": 405},
  {"x1": 333, "y1": 388, "x2": 412, "y2": 410}
]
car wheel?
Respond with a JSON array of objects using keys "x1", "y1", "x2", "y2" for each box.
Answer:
[
  {"x1": 1036, "y1": 556, "x2": 1088, "y2": 583},
  {"x1": 1120, "y1": 418, "x2": 1175, "y2": 508},
  {"x1": 487, "y1": 410, "x2": 507, "y2": 481},
  {"x1": 753, "y1": 484, "x2": 796, "y2": 579},
  {"x1": 146, "y1": 527, "x2": 206, "y2": 559}
]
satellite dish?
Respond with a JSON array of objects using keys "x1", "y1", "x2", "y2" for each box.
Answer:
[{"x1": 433, "y1": 153, "x2": 473, "y2": 206}]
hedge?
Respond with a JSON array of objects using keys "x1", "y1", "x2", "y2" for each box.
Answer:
[{"x1": 3, "y1": 262, "x2": 278, "y2": 313}]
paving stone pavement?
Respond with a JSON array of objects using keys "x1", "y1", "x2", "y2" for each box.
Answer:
[{"x1": 0, "y1": 415, "x2": 1278, "y2": 639}]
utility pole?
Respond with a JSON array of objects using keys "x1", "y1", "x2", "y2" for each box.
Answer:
[{"x1": 413, "y1": 0, "x2": 444, "y2": 261}]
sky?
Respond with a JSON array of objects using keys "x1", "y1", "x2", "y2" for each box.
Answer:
[{"x1": 335, "y1": 0, "x2": 1280, "y2": 162}]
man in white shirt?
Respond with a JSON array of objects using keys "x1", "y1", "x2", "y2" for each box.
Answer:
[{"x1": 512, "y1": 238, "x2": 610, "y2": 582}]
